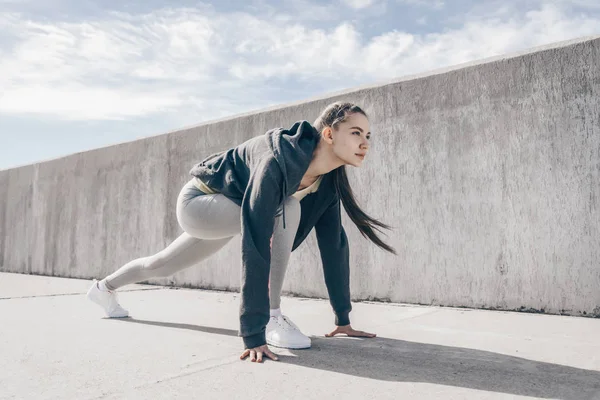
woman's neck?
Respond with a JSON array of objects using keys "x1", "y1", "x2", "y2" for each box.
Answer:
[{"x1": 304, "y1": 139, "x2": 344, "y2": 179}]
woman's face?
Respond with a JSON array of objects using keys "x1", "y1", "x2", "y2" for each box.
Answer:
[{"x1": 330, "y1": 112, "x2": 371, "y2": 168}]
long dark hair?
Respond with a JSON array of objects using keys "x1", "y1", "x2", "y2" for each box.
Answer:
[{"x1": 313, "y1": 101, "x2": 397, "y2": 255}]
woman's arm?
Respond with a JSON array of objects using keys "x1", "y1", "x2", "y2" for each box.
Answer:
[
  {"x1": 315, "y1": 196, "x2": 377, "y2": 339},
  {"x1": 314, "y1": 195, "x2": 352, "y2": 326},
  {"x1": 238, "y1": 156, "x2": 284, "y2": 350}
]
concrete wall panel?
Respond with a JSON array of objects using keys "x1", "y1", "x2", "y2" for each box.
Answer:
[{"x1": 1, "y1": 36, "x2": 599, "y2": 316}]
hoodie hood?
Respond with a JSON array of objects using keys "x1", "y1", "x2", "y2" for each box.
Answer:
[{"x1": 265, "y1": 121, "x2": 321, "y2": 228}]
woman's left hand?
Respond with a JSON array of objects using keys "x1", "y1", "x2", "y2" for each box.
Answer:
[{"x1": 325, "y1": 324, "x2": 376, "y2": 338}]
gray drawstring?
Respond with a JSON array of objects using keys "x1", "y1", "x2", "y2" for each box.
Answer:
[{"x1": 282, "y1": 180, "x2": 287, "y2": 229}]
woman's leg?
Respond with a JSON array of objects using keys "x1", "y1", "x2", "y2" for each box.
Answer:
[
  {"x1": 102, "y1": 180, "x2": 243, "y2": 290},
  {"x1": 266, "y1": 196, "x2": 311, "y2": 349},
  {"x1": 102, "y1": 233, "x2": 233, "y2": 290},
  {"x1": 269, "y1": 196, "x2": 302, "y2": 310}
]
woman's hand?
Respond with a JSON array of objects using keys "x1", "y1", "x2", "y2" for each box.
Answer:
[
  {"x1": 240, "y1": 344, "x2": 279, "y2": 363},
  {"x1": 325, "y1": 324, "x2": 377, "y2": 338}
]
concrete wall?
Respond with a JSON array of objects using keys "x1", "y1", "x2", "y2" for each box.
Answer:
[{"x1": 2, "y1": 36, "x2": 599, "y2": 317}]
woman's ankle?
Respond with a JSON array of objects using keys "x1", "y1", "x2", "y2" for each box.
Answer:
[
  {"x1": 98, "y1": 279, "x2": 113, "y2": 292},
  {"x1": 270, "y1": 308, "x2": 282, "y2": 317}
]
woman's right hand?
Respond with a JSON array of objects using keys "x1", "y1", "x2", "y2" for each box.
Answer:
[{"x1": 240, "y1": 344, "x2": 279, "y2": 363}]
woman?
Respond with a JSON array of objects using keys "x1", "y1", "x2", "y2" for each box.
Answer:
[{"x1": 87, "y1": 101, "x2": 396, "y2": 363}]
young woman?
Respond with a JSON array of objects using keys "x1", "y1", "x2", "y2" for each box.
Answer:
[{"x1": 87, "y1": 101, "x2": 396, "y2": 363}]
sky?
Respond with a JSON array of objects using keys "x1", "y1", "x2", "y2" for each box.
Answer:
[{"x1": 1, "y1": 0, "x2": 599, "y2": 170}]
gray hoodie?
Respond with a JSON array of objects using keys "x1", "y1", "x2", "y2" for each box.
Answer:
[{"x1": 190, "y1": 120, "x2": 351, "y2": 349}]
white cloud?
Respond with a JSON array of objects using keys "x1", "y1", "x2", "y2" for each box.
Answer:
[
  {"x1": 0, "y1": 3, "x2": 599, "y2": 121},
  {"x1": 0, "y1": 86, "x2": 183, "y2": 120},
  {"x1": 251, "y1": 0, "x2": 339, "y2": 22},
  {"x1": 553, "y1": 0, "x2": 600, "y2": 9},
  {"x1": 341, "y1": 0, "x2": 377, "y2": 10},
  {"x1": 397, "y1": 0, "x2": 445, "y2": 10}
]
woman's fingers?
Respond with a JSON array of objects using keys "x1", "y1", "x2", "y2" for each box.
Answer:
[
  {"x1": 264, "y1": 349, "x2": 279, "y2": 361},
  {"x1": 345, "y1": 329, "x2": 376, "y2": 338},
  {"x1": 240, "y1": 346, "x2": 279, "y2": 363},
  {"x1": 325, "y1": 326, "x2": 377, "y2": 338},
  {"x1": 352, "y1": 330, "x2": 376, "y2": 338},
  {"x1": 325, "y1": 328, "x2": 340, "y2": 337}
]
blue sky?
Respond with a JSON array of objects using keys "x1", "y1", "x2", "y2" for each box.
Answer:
[{"x1": 1, "y1": 0, "x2": 599, "y2": 170}]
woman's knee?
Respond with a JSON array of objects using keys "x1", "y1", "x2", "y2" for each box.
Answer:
[{"x1": 140, "y1": 253, "x2": 173, "y2": 278}]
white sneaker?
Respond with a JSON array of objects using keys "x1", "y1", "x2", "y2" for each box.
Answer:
[
  {"x1": 266, "y1": 315, "x2": 311, "y2": 349},
  {"x1": 86, "y1": 280, "x2": 129, "y2": 318}
]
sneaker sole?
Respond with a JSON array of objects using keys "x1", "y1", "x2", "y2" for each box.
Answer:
[{"x1": 266, "y1": 339, "x2": 311, "y2": 350}]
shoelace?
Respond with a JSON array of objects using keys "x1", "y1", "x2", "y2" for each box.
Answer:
[{"x1": 278, "y1": 316, "x2": 299, "y2": 332}]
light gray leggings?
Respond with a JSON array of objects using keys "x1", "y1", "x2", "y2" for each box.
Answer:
[{"x1": 103, "y1": 178, "x2": 301, "y2": 309}]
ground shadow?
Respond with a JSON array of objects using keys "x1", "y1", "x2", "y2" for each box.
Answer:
[
  {"x1": 113, "y1": 318, "x2": 600, "y2": 400},
  {"x1": 112, "y1": 317, "x2": 239, "y2": 337}
]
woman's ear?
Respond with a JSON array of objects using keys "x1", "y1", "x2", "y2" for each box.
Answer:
[{"x1": 322, "y1": 127, "x2": 334, "y2": 144}]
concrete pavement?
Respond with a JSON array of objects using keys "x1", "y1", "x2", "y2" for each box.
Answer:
[{"x1": 1, "y1": 272, "x2": 599, "y2": 400}]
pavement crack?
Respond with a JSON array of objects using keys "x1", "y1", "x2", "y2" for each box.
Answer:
[
  {"x1": 88, "y1": 356, "x2": 239, "y2": 399},
  {"x1": 149, "y1": 357, "x2": 239, "y2": 385},
  {"x1": 0, "y1": 288, "x2": 163, "y2": 300}
]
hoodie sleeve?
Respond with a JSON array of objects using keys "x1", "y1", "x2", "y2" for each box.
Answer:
[
  {"x1": 239, "y1": 155, "x2": 284, "y2": 349},
  {"x1": 314, "y1": 195, "x2": 352, "y2": 326}
]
